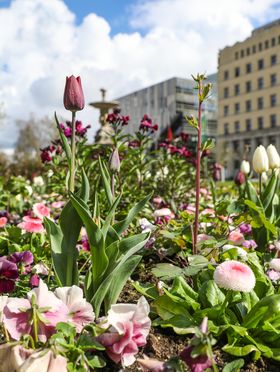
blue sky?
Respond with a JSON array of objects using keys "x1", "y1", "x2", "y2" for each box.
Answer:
[
  {"x1": 1, "y1": 0, "x2": 280, "y2": 149},
  {"x1": 0, "y1": 0, "x2": 137, "y2": 34},
  {"x1": 65, "y1": 0, "x2": 134, "y2": 33}
]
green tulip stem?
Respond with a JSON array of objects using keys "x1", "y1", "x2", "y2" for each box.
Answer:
[
  {"x1": 31, "y1": 294, "x2": 39, "y2": 345},
  {"x1": 259, "y1": 173, "x2": 262, "y2": 195},
  {"x1": 70, "y1": 111, "x2": 76, "y2": 193}
]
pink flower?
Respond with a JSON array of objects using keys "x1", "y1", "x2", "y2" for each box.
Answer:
[
  {"x1": 0, "y1": 217, "x2": 7, "y2": 228},
  {"x1": 33, "y1": 203, "x2": 50, "y2": 220},
  {"x1": 18, "y1": 216, "x2": 44, "y2": 233},
  {"x1": 54, "y1": 285, "x2": 95, "y2": 332},
  {"x1": 8, "y1": 251, "x2": 33, "y2": 275},
  {"x1": 214, "y1": 260, "x2": 256, "y2": 292},
  {"x1": 30, "y1": 274, "x2": 40, "y2": 288},
  {"x1": 99, "y1": 297, "x2": 151, "y2": 366},
  {"x1": 228, "y1": 230, "x2": 245, "y2": 245},
  {"x1": 197, "y1": 234, "x2": 213, "y2": 243},
  {"x1": 201, "y1": 208, "x2": 215, "y2": 216},
  {"x1": 0, "y1": 258, "x2": 18, "y2": 293},
  {"x1": 3, "y1": 280, "x2": 68, "y2": 341},
  {"x1": 153, "y1": 208, "x2": 174, "y2": 218},
  {"x1": 19, "y1": 349, "x2": 68, "y2": 371},
  {"x1": 51, "y1": 201, "x2": 65, "y2": 209},
  {"x1": 138, "y1": 356, "x2": 165, "y2": 371},
  {"x1": 267, "y1": 269, "x2": 280, "y2": 282},
  {"x1": 269, "y1": 258, "x2": 280, "y2": 272}
]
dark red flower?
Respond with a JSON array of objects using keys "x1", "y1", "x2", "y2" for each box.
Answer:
[
  {"x1": 180, "y1": 345, "x2": 213, "y2": 372},
  {"x1": 0, "y1": 258, "x2": 18, "y2": 293},
  {"x1": 234, "y1": 170, "x2": 245, "y2": 186},
  {"x1": 63, "y1": 75, "x2": 85, "y2": 112}
]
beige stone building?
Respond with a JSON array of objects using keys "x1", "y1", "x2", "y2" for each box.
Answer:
[{"x1": 218, "y1": 19, "x2": 280, "y2": 178}]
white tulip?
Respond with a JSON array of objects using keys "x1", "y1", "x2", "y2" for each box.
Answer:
[
  {"x1": 33, "y1": 176, "x2": 44, "y2": 187},
  {"x1": 267, "y1": 144, "x2": 280, "y2": 170},
  {"x1": 240, "y1": 160, "x2": 250, "y2": 175},
  {"x1": 252, "y1": 145, "x2": 269, "y2": 174}
]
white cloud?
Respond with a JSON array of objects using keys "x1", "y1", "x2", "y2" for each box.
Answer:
[{"x1": 0, "y1": 0, "x2": 279, "y2": 148}]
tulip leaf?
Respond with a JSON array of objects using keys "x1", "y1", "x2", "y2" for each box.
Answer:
[
  {"x1": 98, "y1": 157, "x2": 113, "y2": 206},
  {"x1": 45, "y1": 169, "x2": 89, "y2": 286},
  {"x1": 113, "y1": 193, "x2": 152, "y2": 235},
  {"x1": 55, "y1": 111, "x2": 72, "y2": 168},
  {"x1": 70, "y1": 192, "x2": 108, "y2": 292}
]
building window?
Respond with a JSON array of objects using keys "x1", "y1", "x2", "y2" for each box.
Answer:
[
  {"x1": 235, "y1": 67, "x2": 240, "y2": 77},
  {"x1": 224, "y1": 123, "x2": 229, "y2": 134},
  {"x1": 246, "y1": 47, "x2": 250, "y2": 56},
  {"x1": 258, "y1": 117, "x2": 263, "y2": 130},
  {"x1": 269, "y1": 136, "x2": 276, "y2": 145},
  {"x1": 234, "y1": 84, "x2": 240, "y2": 95},
  {"x1": 241, "y1": 50, "x2": 244, "y2": 58},
  {"x1": 224, "y1": 105, "x2": 229, "y2": 116},
  {"x1": 246, "y1": 119, "x2": 252, "y2": 131},
  {"x1": 233, "y1": 141, "x2": 239, "y2": 151},
  {"x1": 258, "y1": 59, "x2": 264, "y2": 70},
  {"x1": 271, "y1": 54, "x2": 277, "y2": 66},
  {"x1": 246, "y1": 81, "x2": 251, "y2": 92},
  {"x1": 235, "y1": 51, "x2": 239, "y2": 59},
  {"x1": 265, "y1": 40, "x2": 269, "y2": 49},
  {"x1": 258, "y1": 77, "x2": 264, "y2": 89},
  {"x1": 259, "y1": 42, "x2": 263, "y2": 51},
  {"x1": 246, "y1": 63, "x2": 252, "y2": 73},
  {"x1": 272, "y1": 37, "x2": 276, "y2": 47},
  {"x1": 224, "y1": 70, "x2": 229, "y2": 80},
  {"x1": 252, "y1": 45, "x2": 256, "y2": 53},
  {"x1": 278, "y1": 35, "x2": 280, "y2": 44},
  {"x1": 271, "y1": 73, "x2": 277, "y2": 86},
  {"x1": 234, "y1": 121, "x2": 240, "y2": 133},
  {"x1": 224, "y1": 87, "x2": 229, "y2": 98},
  {"x1": 270, "y1": 114, "x2": 277, "y2": 127},
  {"x1": 271, "y1": 94, "x2": 277, "y2": 107},
  {"x1": 235, "y1": 102, "x2": 240, "y2": 114},
  {"x1": 257, "y1": 97, "x2": 264, "y2": 109},
  {"x1": 246, "y1": 100, "x2": 251, "y2": 112},
  {"x1": 256, "y1": 137, "x2": 263, "y2": 146}
]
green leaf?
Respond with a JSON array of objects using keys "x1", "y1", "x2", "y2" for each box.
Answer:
[
  {"x1": 243, "y1": 294, "x2": 280, "y2": 328},
  {"x1": 55, "y1": 112, "x2": 72, "y2": 168},
  {"x1": 133, "y1": 281, "x2": 159, "y2": 300},
  {"x1": 222, "y1": 343, "x2": 261, "y2": 359},
  {"x1": 154, "y1": 315, "x2": 196, "y2": 334},
  {"x1": 222, "y1": 359, "x2": 244, "y2": 372},
  {"x1": 98, "y1": 157, "x2": 113, "y2": 206},
  {"x1": 152, "y1": 263, "x2": 184, "y2": 280},
  {"x1": 261, "y1": 172, "x2": 278, "y2": 211},
  {"x1": 92, "y1": 255, "x2": 141, "y2": 317},
  {"x1": 70, "y1": 193, "x2": 108, "y2": 291},
  {"x1": 46, "y1": 169, "x2": 89, "y2": 286},
  {"x1": 245, "y1": 180, "x2": 262, "y2": 207},
  {"x1": 198, "y1": 280, "x2": 225, "y2": 308},
  {"x1": 113, "y1": 193, "x2": 152, "y2": 235}
]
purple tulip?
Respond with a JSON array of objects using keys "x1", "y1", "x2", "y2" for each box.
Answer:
[{"x1": 63, "y1": 75, "x2": 85, "y2": 112}]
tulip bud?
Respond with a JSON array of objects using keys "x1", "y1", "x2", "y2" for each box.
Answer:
[
  {"x1": 252, "y1": 145, "x2": 269, "y2": 174},
  {"x1": 234, "y1": 170, "x2": 245, "y2": 186},
  {"x1": 63, "y1": 75, "x2": 85, "y2": 112},
  {"x1": 240, "y1": 160, "x2": 250, "y2": 175},
  {"x1": 267, "y1": 144, "x2": 280, "y2": 170},
  {"x1": 109, "y1": 148, "x2": 120, "y2": 173}
]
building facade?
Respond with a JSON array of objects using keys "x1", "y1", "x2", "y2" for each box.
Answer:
[
  {"x1": 218, "y1": 19, "x2": 280, "y2": 178},
  {"x1": 115, "y1": 75, "x2": 217, "y2": 142}
]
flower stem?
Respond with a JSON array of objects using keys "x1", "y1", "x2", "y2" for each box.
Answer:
[
  {"x1": 70, "y1": 111, "x2": 76, "y2": 193},
  {"x1": 259, "y1": 173, "x2": 262, "y2": 195},
  {"x1": 31, "y1": 294, "x2": 38, "y2": 345},
  {"x1": 193, "y1": 81, "x2": 203, "y2": 254}
]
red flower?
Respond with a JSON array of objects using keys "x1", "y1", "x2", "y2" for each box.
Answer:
[
  {"x1": 63, "y1": 75, "x2": 85, "y2": 112},
  {"x1": 0, "y1": 258, "x2": 18, "y2": 293}
]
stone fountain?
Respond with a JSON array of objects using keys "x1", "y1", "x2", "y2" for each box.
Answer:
[{"x1": 89, "y1": 88, "x2": 119, "y2": 144}]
